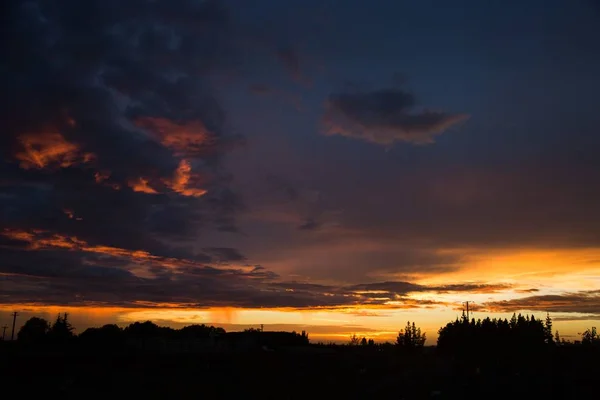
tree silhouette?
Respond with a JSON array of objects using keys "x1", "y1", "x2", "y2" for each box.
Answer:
[
  {"x1": 349, "y1": 334, "x2": 361, "y2": 346},
  {"x1": 179, "y1": 324, "x2": 225, "y2": 339},
  {"x1": 48, "y1": 313, "x2": 74, "y2": 342},
  {"x1": 544, "y1": 312, "x2": 554, "y2": 344},
  {"x1": 80, "y1": 324, "x2": 124, "y2": 347},
  {"x1": 301, "y1": 330, "x2": 309, "y2": 343},
  {"x1": 396, "y1": 321, "x2": 426, "y2": 350},
  {"x1": 17, "y1": 317, "x2": 50, "y2": 343},
  {"x1": 124, "y1": 321, "x2": 163, "y2": 339},
  {"x1": 580, "y1": 327, "x2": 598, "y2": 346}
]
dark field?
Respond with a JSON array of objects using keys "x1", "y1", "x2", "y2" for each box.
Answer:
[{"x1": 2, "y1": 344, "x2": 598, "y2": 399}]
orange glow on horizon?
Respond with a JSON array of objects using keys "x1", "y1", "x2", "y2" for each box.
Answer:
[
  {"x1": 2, "y1": 303, "x2": 594, "y2": 344},
  {"x1": 3, "y1": 227, "x2": 600, "y2": 344},
  {"x1": 416, "y1": 247, "x2": 600, "y2": 291}
]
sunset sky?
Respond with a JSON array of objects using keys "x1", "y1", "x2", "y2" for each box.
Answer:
[{"x1": 2, "y1": 0, "x2": 600, "y2": 343}]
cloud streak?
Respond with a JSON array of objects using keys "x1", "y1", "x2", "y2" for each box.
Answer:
[
  {"x1": 322, "y1": 87, "x2": 468, "y2": 145},
  {"x1": 481, "y1": 290, "x2": 600, "y2": 314}
]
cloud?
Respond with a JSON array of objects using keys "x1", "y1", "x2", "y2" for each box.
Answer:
[
  {"x1": 134, "y1": 117, "x2": 227, "y2": 159},
  {"x1": 321, "y1": 87, "x2": 469, "y2": 145},
  {"x1": 516, "y1": 288, "x2": 540, "y2": 294},
  {"x1": 0, "y1": 0, "x2": 270, "y2": 313},
  {"x1": 128, "y1": 177, "x2": 159, "y2": 194},
  {"x1": 349, "y1": 281, "x2": 510, "y2": 296},
  {"x1": 168, "y1": 160, "x2": 207, "y2": 198},
  {"x1": 0, "y1": 226, "x2": 510, "y2": 309},
  {"x1": 481, "y1": 290, "x2": 600, "y2": 314},
  {"x1": 15, "y1": 132, "x2": 94, "y2": 170},
  {"x1": 0, "y1": 0, "x2": 243, "y2": 260}
]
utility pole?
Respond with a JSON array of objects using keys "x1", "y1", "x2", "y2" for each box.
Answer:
[
  {"x1": 2, "y1": 325, "x2": 7, "y2": 340},
  {"x1": 11, "y1": 311, "x2": 19, "y2": 340},
  {"x1": 463, "y1": 301, "x2": 470, "y2": 321}
]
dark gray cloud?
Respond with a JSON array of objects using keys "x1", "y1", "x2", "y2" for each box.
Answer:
[
  {"x1": 482, "y1": 290, "x2": 600, "y2": 314},
  {"x1": 322, "y1": 86, "x2": 469, "y2": 145},
  {"x1": 0, "y1": 0, "x2": 262, "y2": 309},
  {"x1": 0, "y1": 0, "x2": 244, "y2": 260},
  {"x1": 349, "y1": 281, "x2": 510, "y2": 295}
]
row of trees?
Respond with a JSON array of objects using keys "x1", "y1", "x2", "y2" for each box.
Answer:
[
  {"x1": 17, "y1": 314, "x2": 74, "y2": 343},
  {"x1": 15, "y1": 316, "x2": 310, "y2": 348},
  {"x1": 13, "y1": 313, "x2": 600, "y2": 351},
  {"x1": 347, "y1": 315, "x2": 599, "y2": 352},
  {"x1": 17, "y1": 316, "x2": 228, "y2": 345},
  {"x1": 437, "y1": 312, "x2": 600, "y2": 354},
  {"x1": 349, "y1": 321, "x2": 426, "y2": 349},
  {"x1": 437, "y1": 312, "x2": 554, "y2": 352}
]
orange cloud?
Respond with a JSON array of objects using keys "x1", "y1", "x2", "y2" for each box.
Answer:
[
  {"x1": 0, "y1": 228, "x2": 249, "y2": 274},
  {"x1": 126, "y1": 162, "x2": 206, "y2": 197},
  {"x1": 15, "y1": 132, "x2": 93, "y2": 170},
  {"x1": 135, "y1": 117, "x2": 213, "y2": 156},
  {"x1": 94, "y1": 171, "x2": 109, "y2": 183},
  {"x1": 1, "y1": 228, "x2": 156, "y2": 260},
  {"x1": 128, "y1": 177, "x2": 158, "y2": 194},
  {"x1": 167, "y1": 159, "x2": 207, "y2": 197}
]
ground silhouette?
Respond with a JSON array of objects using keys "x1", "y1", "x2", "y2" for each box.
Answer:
[{"x1": 1, "y1": 313, "x2": 598, "y2": 399}]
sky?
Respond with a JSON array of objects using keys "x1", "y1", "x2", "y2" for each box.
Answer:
[{"x1": 2, "y1": 0, "x2": 600, "y2": 343}]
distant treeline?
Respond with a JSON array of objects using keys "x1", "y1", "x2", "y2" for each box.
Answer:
[
  {"x1": 12, "y1": 314, "x2": 310, "y2": 350},
  {"x1": 6, "y1": 312, "x2": 599, "y2": 353},
  {"x1": 437, "y1": 312, "x2": 600, "y2": 357}
]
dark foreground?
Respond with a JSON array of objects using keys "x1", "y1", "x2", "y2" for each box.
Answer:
[{"x1": 1, "y1": 344, "x2": 598, "y2": 399}]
